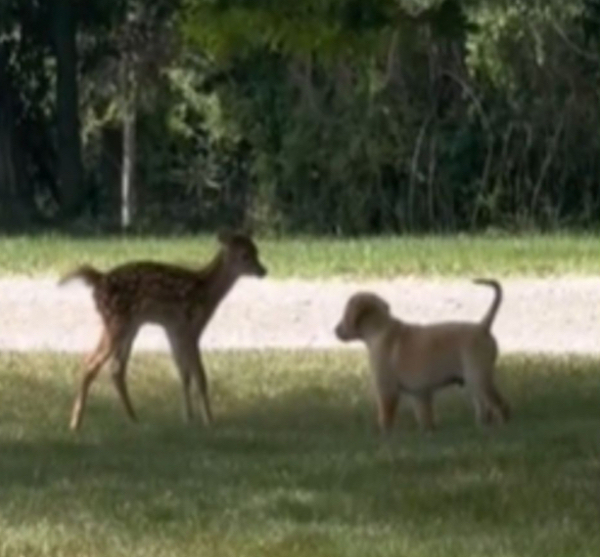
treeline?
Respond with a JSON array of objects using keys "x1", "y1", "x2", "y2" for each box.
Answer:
[{"x1": 0, "y1": 0, "x2": 599, "y2": 234}]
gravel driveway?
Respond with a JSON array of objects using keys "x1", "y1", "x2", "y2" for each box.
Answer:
[{"x1": 0, "y1": 276, "x2": 598, "y2": 354}]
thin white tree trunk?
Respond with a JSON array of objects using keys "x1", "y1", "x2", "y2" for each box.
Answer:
[{"x1": 120, "y1": 56, "x2": 136, "y2": 230}]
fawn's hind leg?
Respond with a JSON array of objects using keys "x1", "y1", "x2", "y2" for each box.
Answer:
[
  {"x1": 70, "y1": 329, "x2": 114, "y2": 430},
  {"x1": 110, "y1": 325, "x2": 140, "y2": 422}
]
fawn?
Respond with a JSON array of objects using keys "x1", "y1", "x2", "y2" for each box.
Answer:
[{"x1": 59, "y1": 230, "x2": 267, "y2": 431}]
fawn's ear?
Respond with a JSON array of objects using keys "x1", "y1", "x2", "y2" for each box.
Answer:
[
  {"x1": 239, "y1": 223, "x2": 254, "y2": 238},
  {"x1": 217, "y1": 228, "x2": 235, "y2": 244},
  {"x1": 218, "y1": 225, "x2": 253, "y2": 244}
]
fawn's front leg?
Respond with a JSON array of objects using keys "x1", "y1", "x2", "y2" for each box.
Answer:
[
  {"x1": 192, "y1": 347, "x2": 213, "y2": 425},
  {"x1": 166, "y1": 327, "x2": 213, "y2": 425}
]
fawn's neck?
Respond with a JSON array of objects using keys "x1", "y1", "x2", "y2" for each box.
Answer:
[{"x1": 200, "y1": 251, "x2": 240, "y2": 317}]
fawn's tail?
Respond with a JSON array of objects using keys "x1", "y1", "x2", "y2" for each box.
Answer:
[
  {"x1": 58, "y1": 265, "x2": 104, "y2": 288},
  {"x1": 473, "y1": 278, "x2": 503, "y2": 331}
]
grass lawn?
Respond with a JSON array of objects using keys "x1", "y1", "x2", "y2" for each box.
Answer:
[
  {"x1": 0, "y1": 350, "x2": 598, "y2": 557},
  {"x1": 0, "y1": 233, "x2": 598, "y2": 278}
]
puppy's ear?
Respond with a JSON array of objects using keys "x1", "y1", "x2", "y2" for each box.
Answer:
[
  {"x1": 347, "y1": 294, "x2": 389, "y2": 336},
  {"x1": 354, "y1": 303, "x2": 374, "y2": 332},
  {"x1": 344, "y1": 297, "x2": 369, "y2": 336}
]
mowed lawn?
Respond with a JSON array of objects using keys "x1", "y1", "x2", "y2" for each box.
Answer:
[
  {"x1": 0, "y1": 233, "x2": 598, "y2": 278},
  {"x1": 0, "y1": 351, "x2": 598, "y2": 557}
]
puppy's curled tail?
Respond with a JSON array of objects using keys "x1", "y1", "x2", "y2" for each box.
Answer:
[
  {"x1": 473, "y1": 278, "x2": 502, "y2": 331},
  {"x1": 58, "y1": 265, "x2": 104, "y2": 288}
]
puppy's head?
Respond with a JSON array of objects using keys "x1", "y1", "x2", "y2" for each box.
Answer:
[{"x1": 334, "y1": 292, "x2": 391, "y2": 342}]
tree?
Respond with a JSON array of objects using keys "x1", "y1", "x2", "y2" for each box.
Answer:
[
  {"x1": 181, "y1": 0, "x2": 475, "y2": 232},
  {"x1": 52, "y1": 0, "x2": 85, "y2": 220},
  {"x1": 0, "y1": 44, "x2": 27, "y2": 228},
  {"x1": 2, "y1": 0, "x2": 599, "y2": 233},
  {"x1": 82, "y1": 0, "x2": 180, "y2": 229},
  {"x1": 0, "y1": 0, "x2": 49, "y2": 229}
]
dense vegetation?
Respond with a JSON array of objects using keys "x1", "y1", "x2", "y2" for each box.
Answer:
[{"x1": 1, "y1": 0, "x2": 599, "y2": 234}]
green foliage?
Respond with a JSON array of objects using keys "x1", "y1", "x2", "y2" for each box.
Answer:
[
  {"x1": 0, "y1": 0, "x2": 598, "y2": 232},
  {"x1": 0, "y1": 0, "x2": 56, "y2": 219},
  {"x1": 176, "y1": 0, "x2": 600, "y2": 233},
  {"x1": 182, "y1": 0, "x2": 390, "y2": 60}
]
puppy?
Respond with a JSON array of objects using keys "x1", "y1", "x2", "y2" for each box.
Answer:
[{"x1": 334, "y1": 280, "x2": 510, "y2": 433}]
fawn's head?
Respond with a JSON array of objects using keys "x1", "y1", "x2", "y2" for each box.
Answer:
[{"x1": 217, "y1": 229, "x2": 267, "y2": 278}]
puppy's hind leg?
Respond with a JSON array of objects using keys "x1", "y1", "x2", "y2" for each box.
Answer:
[
  {"x1": 485, "y1": 382, "x2": 510, "y2": 424},
  {"x1": 464, "y1": 358, "x2": 509, "y2": 426},
  {"x1": 472, "y1": 352, "x2": 510, "y2": 425},
  {"x1": 462, "y1": 355, "x2": 495, "y2": 427}
]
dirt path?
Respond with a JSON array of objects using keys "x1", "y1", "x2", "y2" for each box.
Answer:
[{"x1": 0, "y1": 276, "x2": 598, "y2": 354}]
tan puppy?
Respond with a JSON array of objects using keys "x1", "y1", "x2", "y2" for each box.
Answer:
[{"x1": 334, "y1": 280, "x2": 510, "y2": 433}]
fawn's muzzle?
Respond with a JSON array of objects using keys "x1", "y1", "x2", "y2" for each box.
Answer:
[
  {"x1": 255, "y1": 263, "x2": 268, "y2": 278},
  {"x1": 334, "y1": 322, "x2": 348, "y2": 341}
]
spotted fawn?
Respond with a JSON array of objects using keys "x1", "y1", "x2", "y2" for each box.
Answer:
[{"x1": 59, "y1": 230, "x2": 267, "y2": 430}]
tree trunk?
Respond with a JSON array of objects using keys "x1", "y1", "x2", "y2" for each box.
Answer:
[
  {"x1": 53, "y1": 0, "x2": 84, "y2": 220},
  {"x1": 120, "y1": 54, "x2": 137, "y2": 230},
  {"x1": 0, "y1": 46, "x2": 30, "y2": 230},
  {"x1": 121, "y1": 99, "x2": 136, "y2": 230},
  {"x1": 99, "y1": 126, "x2": 122, "y2": 226}
]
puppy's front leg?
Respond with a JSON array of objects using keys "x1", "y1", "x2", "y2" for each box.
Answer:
[
  {"x1": 411, "y1": 393, "x2": 435, "y2": 432},
  {"x1": 377, "y1": 393, "x2": 399, "y2": 434}
]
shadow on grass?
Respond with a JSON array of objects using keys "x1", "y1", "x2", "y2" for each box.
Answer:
[{"x1": 0, "y1": 352, "x2": 598, "y2": 553}]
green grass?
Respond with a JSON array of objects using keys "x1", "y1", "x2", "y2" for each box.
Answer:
[
  {"x1": 0, "y1": 232, "x2": 598, "y2": 278},
  {"x1": 0, "y1": 350, "x2": 598, "y2": 557}
]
